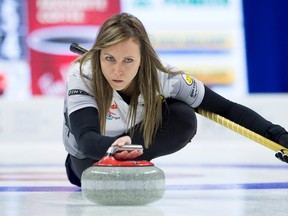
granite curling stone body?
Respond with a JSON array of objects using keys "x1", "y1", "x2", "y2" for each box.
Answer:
[{"x1": 81, "y1": 145, "x2": 165, "y2": 205}]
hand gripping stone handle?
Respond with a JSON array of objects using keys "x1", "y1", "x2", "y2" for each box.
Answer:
[{"x1": 106, "y1": 145, "x2": 143, "y2": 156}]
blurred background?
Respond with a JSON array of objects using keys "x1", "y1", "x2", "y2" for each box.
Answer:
[{"x1": 0, "y1": 0, "x2": 287, "y2": 143}]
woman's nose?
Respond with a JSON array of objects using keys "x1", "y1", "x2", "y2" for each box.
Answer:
[{"x1": 113, "y1": 63, "x2": 123, "y2": 76}]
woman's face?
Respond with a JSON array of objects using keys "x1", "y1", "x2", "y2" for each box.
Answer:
[{"x1": 100, "y1": 38, "x2": 141, "y2": 96}]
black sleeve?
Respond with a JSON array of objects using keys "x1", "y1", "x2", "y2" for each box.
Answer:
[
  {"x1": 69, "y1": 107, "x2": 122, "y2": 160},
  {"x1": 197, "y1": 85, "x2": 288, "y2": 146}
]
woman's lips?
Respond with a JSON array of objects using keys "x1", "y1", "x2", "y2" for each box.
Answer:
[{"x1": 112, "y1": 80, "x2": 123, "y2": 83}]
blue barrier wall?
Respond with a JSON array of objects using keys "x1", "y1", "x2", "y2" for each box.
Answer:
[{"x1": 243, "y1": 0, "x2": 288, "y2": 93}]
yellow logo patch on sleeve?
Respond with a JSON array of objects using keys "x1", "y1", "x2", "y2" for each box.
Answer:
[{"x1": 182, "y1": 74, "x2": 193, "y2": 86}]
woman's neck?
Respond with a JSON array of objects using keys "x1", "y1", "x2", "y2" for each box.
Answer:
[{"x1": 119, "y1": 81, "x2": 135, "y2": 98}]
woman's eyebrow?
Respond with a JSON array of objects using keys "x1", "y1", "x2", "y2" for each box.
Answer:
[{"x1": 102, "y1": 53, "x2": 137, "y2": 59}]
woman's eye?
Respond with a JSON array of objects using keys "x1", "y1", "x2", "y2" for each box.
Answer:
[
  {"x1": 124, "y1": 58, "x2": 133, "y2": 63},
  {"x1": 106, "y1": 56, "x2": 114, "y2": 61}
]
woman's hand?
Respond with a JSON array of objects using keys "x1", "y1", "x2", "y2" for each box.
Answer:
[{"x1": 111, "y1": 135, "x2": 143, "y2": 160}]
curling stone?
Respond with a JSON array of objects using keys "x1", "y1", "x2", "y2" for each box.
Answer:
[{"x1": 81, "y1": 145, "x2": 165, "y2": 205}]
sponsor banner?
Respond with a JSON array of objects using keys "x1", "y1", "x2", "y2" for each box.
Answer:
[
  {"x1": 121, "y1": 0, "x2": 247, "y2": 95},
  {"x1": 0, "y1": 0, "x2": 246, "y2": 97},
  {"x1": 27, "y1": 0, "x2": 120, "y2": 95}
]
